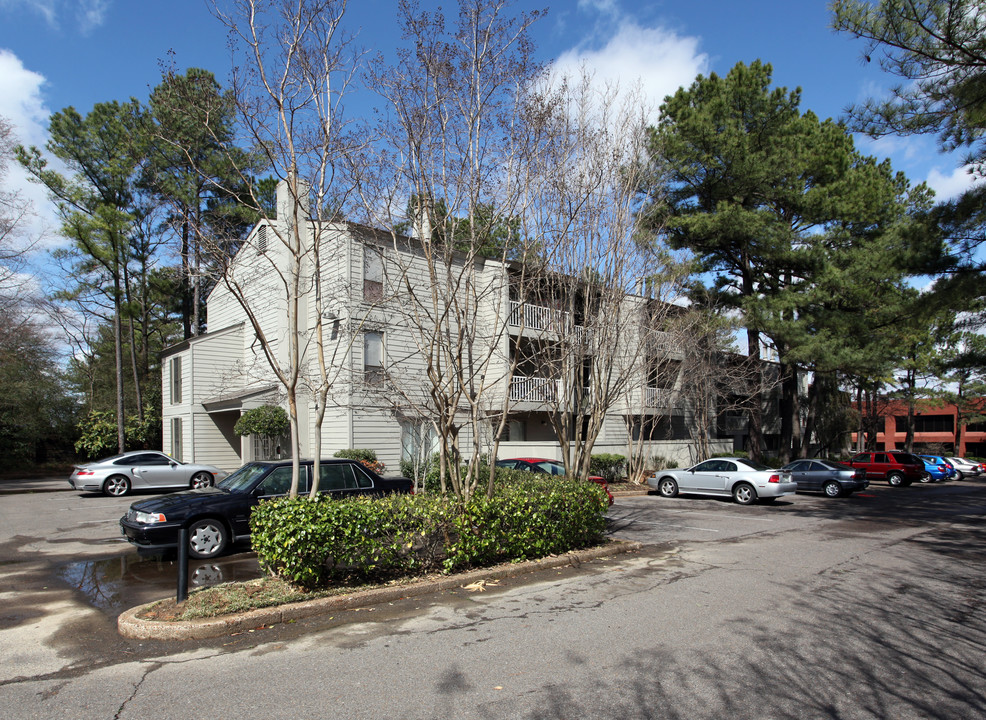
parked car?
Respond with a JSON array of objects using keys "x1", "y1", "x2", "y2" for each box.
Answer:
[
  {"x1": 120, "y1": 459, "x2": 413, "y2": 559},
  {"x1": 70, "y1": 451, "x2": 228, "y2": 497},
  {"x1": 847, "y1": 451, "x2": 924, "y2": 486},
  {"x1": 495, "y1": 457, "x2": 614, "y2": 505},
  {"x1": 780, "y1": 458, "x2": 869, "y2": 497},
  {"x1": 646, "y1": 457, "x2": 796, "y2": 505},
  {"x1": 916, "y1": 455, "x2": 954, "y2": 482},
  {"x1": 946, "y1": 457, "x2": 981, "y2": 480}
]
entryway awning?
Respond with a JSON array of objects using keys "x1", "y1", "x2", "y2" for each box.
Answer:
[{"x1": 201, "y1": 385, "x2": 278, "y2": 413}]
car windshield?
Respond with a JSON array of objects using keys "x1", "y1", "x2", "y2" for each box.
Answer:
[
  {"x1": 735, "y1": 458, "x2": 772, "y2": 471},
  {"x1": 217, "y1": 463, "x2": 271, "y2": 492}
]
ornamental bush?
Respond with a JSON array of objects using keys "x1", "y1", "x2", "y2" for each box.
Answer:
[
  {"x1": 590, "y1": 453, "x2": 626, "y2": 482},
  {"x1": 234, "y1": 404, "x2": 288, "y2": 438},
  {"x1": 250, "y1": 474, "x2": 609, "y2": 590},
  {"x1": 333, "y1": 448, "x2": 386, "y2": 474}
]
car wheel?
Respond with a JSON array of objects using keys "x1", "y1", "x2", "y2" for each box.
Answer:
[
  {"x1": 102, "y1": 475, "x2": 131, "y2": 497},
  {"x1": 919, "y1": 472, "x2": 933, "y2": 483},
  {"x1": 190, "y1": 471, "x2": 214, "y2": 490},
  {"x1": 187, "y1": 519, "x2": 228, "y2": 559},
  {"x1": 732, "y1": 483, "x2": 757, "y2": 505},
  {"x1": 658, "y1": 478, "x2": 679, "y2": 498},
  {"x1": 823, "y1": 480, "x2": 843, "y2": 498},
  {"x1": 954, "y1": 470, "x2": 965, "y2": 481},
  {"x1": 887, "y1": 472, "x2": 905, "y2": 487}
]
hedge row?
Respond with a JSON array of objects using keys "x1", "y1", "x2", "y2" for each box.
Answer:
[{"x1": 250, "y1": 474, "x2": 609, "y2": 590}]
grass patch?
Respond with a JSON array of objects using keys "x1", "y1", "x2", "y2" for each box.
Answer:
[{"x1": 137, "y1": 576, "x2": 353, "y2": 622}]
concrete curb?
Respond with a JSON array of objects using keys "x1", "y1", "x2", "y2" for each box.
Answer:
[
  {"x1": 610, "y1": 488, "x2": 650, "y2": 498},
  {"x1": 118, "y1": 540, "x2": 642, "y2": 641}
]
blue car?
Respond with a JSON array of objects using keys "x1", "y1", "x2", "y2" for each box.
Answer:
[{"x1": 917, "y1": 455, "x2": 954, "y2": 483}]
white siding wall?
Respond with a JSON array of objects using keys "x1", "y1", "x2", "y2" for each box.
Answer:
[{"x1": 183, "y1": 183, "x2": 706, "y2": 471}]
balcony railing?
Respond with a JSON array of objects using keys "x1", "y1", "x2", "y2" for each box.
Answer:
[
  {"x1": 508, "y1": 301, "x2": 587, "y2": 343},
  {"x1": 510, "y1": 375, "x2": 558, "y2": 402},
  {"x1": 645, "y1": 387, "x2": 675, "y2": 407},
  {"x1": 510, "y1": 375, "x2": 592, "y2": 404}
]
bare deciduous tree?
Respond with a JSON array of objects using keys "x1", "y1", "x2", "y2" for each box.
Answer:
[
  {"x1": 354, "y1": 0, "x2": 545, "y2": 501},
  {"x1": 183, "y1": 0, "x2": 367, "y2": 495},
  {"x1": 0, "y1": 115, "x2": 37, "y2": 304},
  {"x1": 516, "y1": 72, "x2": 688, "y2": 484}
]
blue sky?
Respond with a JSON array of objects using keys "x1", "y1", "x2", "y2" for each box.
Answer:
[{"x1": 1, "y1": 0, "x2": 982, "y2": 254}]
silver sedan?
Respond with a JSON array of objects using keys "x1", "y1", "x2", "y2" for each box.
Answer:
[
  {"x1": 647, "y1": 457, "x2": 796, "y2": 505},
  {"x1": 69, "y1": 451, "x2": 228, "y2": 497}
]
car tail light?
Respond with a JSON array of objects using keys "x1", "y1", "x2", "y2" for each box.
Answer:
[
  {"x1": 76, "y1": 470, "x2": 94, "y2": 477},
  {"x1": 768, "y1": 474, "x2": 781, "y2": 483}
]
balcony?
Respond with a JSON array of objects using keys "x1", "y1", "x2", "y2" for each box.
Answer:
[
  {"x1": 509, "y1": 375, "x2": 592, "y2": 404},
  {"x1": 508, "y1": 301, "x2": 586, "y2": 342},
  {"x1": 510, "y1": 375, "x2": 558, "y2": 402},
  {"x1": 645, "y1": 387, "x2": 675, "y2": 407}
]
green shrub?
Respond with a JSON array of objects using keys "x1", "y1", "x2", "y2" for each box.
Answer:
[
  {"x1": 590, "y1": 453, "x2": 626, "y2": 482},
  {"x1": 333, "y1": 448, "x2": 385, "y2": 474},
  {"x1": 250, "y1": 475, "x2": 608, "y2": 590},
  {"x1": 234, "y1": 405, "x2": 288, "y2": 438},
  {"x1": 650, "y1": 455, "x2": 678, "y2": 470}
]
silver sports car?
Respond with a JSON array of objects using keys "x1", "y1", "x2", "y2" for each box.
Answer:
[
  {"x1": 69, "y1": 451, "x2": 228, "y2": 497},
  {"x1": 647, "y1": 457, "x2": 796, "y2": 505}
]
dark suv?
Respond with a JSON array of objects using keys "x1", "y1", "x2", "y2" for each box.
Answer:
[{"x1": 848, "y1": 451, "x2": 924, "y2": 487}]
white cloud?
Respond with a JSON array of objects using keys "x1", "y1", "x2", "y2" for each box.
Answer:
[
  {"x1": 550, "y1": 22, "x2": 709, "y2": 124},
  {"x1": 0, "y1": 49, "x2": 48, "y2": 144},
  {"x1": 925, "y1": 164, "x2": 986, "y2": 201},
  {"x1": 77, "y1": 0, "x2": 108, "y2": 34},
  {"x1": 0, "y1": 49, "x2": 60, "y2": 248},
  {"x1": 0, "y1": 0, "x2": 108, "y2": 32},
  {"x1": 0, "y1": 0, "x2": 56, "y2": 25}
]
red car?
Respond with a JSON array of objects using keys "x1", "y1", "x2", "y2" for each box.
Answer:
[
  {"x1": 847, "y1": 451, "x2": 924, "y2": 487},
  {"x1": 495, "y1": 457, "x2": 614, "y2": 505}
]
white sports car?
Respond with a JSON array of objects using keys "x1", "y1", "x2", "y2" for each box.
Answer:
[
  {"x1": 69, "y1": 451, "x2": 228, "y2": 497},
  {"x1": 647, "y1": 457, "x2": 796, "y2": 505}
]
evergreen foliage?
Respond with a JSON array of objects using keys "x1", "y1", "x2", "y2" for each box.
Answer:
[
  {"x1": 233, "y1": 404, "x2": 289, "y2": 438},
  {"x1": 250, "y1": 475, "x2": 609, "y2": 590}
]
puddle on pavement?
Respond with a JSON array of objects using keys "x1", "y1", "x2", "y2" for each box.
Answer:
[{"x1": 55, "y1": 551, "x2": 263, "y2": 614}]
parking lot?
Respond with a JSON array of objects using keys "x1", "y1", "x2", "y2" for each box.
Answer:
[
  {"x1": 1, "y1": 474, "x2": 985, "y2": 719},
  {"x1": 2, "y1": 475, "x2": 983, "y2": 621}
]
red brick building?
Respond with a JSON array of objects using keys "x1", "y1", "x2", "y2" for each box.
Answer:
[{"x1": 854, "y1": 399, "x2": 986, "y2": 457}]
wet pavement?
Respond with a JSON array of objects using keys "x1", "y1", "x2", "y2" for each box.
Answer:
[{"x1": 53, "y1": 549, "x2": 264, "y2": 615}]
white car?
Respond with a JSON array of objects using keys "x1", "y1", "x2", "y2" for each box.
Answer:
[
  {"x1": 946, "y1": 457, "x2": 981, "y2": 480},
  {"x1": 648, "y1": 457, "x2": 797, "y2": 505},
  {"x1": 69, "y1": 451, "x2": 228, "y2": 497}
]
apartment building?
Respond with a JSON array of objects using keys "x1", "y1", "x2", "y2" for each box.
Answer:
[{"x1": 161, "y1": 180, "x2": 733, "y2": 472}]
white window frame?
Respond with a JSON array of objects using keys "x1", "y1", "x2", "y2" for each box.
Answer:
[{"x1": 170, "y1": 356, "x2": 182, "y2": 405}]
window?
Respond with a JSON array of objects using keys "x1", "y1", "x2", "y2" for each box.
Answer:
[
  {"x1": 256, "y1": 224, "x2": 268, "y2": 254},
  {"x1": 319, "y1": 463, "x2": 373, "y2": 491},
  {"x1": 364, "y1": 247, "x2": 384, "y2": 301},
  {"x1": 120, "y1": 452, "x2": 171, "y2": 466},
  {"x1": 171, "y1": 420, "x2": 183, "y2": 462},
  {"x1": 896, "y1": 414, "x2": 954, "y2": 433},
  {"x1": 170, "y1": 356, "x2": 182, "y2": 405},
  {"x1": 257, "y1": 466, "x2": 308, "y2": 496},
  {"x1": 401, "y1": 419, "x2": 437, "y2": 471},
  {"x1": 364, "y1": 331, "x2": 384, "y2": 384}
]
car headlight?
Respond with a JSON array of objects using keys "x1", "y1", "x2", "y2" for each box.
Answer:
[{"x1": 135, "y1": 511, "x2": 167, "y2": 524}]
